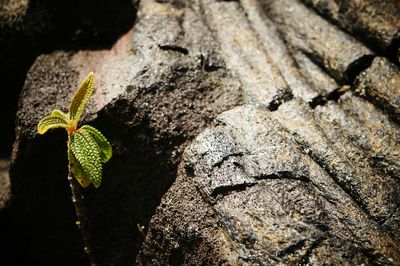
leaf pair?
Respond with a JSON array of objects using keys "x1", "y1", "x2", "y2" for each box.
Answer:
[
  {"x1": 37, "y1": 72, "x2": 112, "y2": 188},
  {"x1": 70, "y1": 126, "x2": 112, "y2": 188}
]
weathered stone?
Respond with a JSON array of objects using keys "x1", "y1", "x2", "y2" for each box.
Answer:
[
  {"x1": 301, "y1": 0, "x2": 400, "y2": 51},
  {"x1": 292, "y1": 51, "x2": 338, "y2": 96},
  {"x1": 140, "y1": 105, "x2": 400, "y2": 265},
  {"x1": 315, "y1": 92, "x2": 400, "y2": 181},
  {"x1": 305, "y1": 238, "x2": 372, "y2": 265},
  {"x1": 240, "y1": 0, "x2": 318, "y2": 103},
  {"x1": 354, "y1": 56, "x2": 400, "y2": 122},
  {"x1": 263, "y1": 0, "x2": 374, "y2": 83},
  {"x1": 6, "y1": 0, "x2": 400, "y2": 265},
  {"x1": 201, "y1": 0, "x2": 292, "y2": 109},
  {"x1": 273, "y1": 99, "x2": 400, "y2": 240},
  {"x1": 136, "y1": 163, "x2": 233, "y2": 265},
  {"x1": 10, "y1": 0, "x2": 242, "y2": 265}
]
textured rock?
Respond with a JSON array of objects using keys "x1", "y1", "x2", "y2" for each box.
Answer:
[
  {"x1": 315, "y1": 92, "x2": 400, "y2": 181},
  {"x1": 140, "y1": 105, "x2": 400, "y2": 265},
  {"x1": 301, "y1": 0, "x2": 400, "y2": 51},
  {"x1": 273, "y1": 99, "x2": 400, "y2": 240},
  {"x1": 240, "y1": 0, "x2": 318, "y2": 103},
  {"x1": 201, "y1": 0, "x2": 292, "y2": 109},
  {"x1": 354, "y1": 57, "x2": 400, "y2": 122},
  {"x1": 263, "y1": 0, "x2": 374, "y2": 83},
  {"x1": 291, "y1": 51, "x2": 339, "y2": 96},
  {"x1": 10, "y1": 1, "x2": 242, "y2": 265},
  {"x1": 136, "y1": 163, "x2": 232, "y2": 265},
  {"x1": 0, "y1": 0, "x2": 30, "y2": 155},
  {"x1": 6, "y1": 0, "x2": 400, "y2": 265}
]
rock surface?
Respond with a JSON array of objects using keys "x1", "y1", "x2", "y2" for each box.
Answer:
[
  {"x1": 4, "y1": 0, "x2": 400, "y2": 265},
  {"x1": 273, "y1": 97, "x2": 400, "y2": 241},
  {"x1": 263, "y1": 0, "x2": 374, "y2": 83},
  {"x1": 354, "y1": 57, "x2": 400, "y2": 122},
  {"x1": 10, "y1": 0, "x2": 241, "y2": 265},
  {"x1": 139, "y1": 105, "x2": 400, "y2": 265},
  {"x1": 301, "y1": 0, "x2": 400, "y2": 52}
]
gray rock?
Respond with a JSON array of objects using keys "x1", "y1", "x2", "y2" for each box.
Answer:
[
  {"x1": 10, "y1": 0, "x2": 241, "y2": 265},
  {"x1": 240, "y1": 0, "x2": 318, "y2": 103},
  {"x1": 263, "y1": 0, "x2": 374, "y2": 83},
  {"x1": 273, "y1": 98, "x2": 400, "y2": 241},
  {"x1": 315, "y1": 92, "x2": 400, "y2": 181},
  {"x1": 301, "y1": 0, "x2": 400, "y2": 51},
  {"x1": 8, "y1": 0, "x2": 400, "y2": 265},
  {"x1": 201, "y1": 0, "x2": 292, "y2": 109},
  {"x1": 354, "y1": 56, "x2": 400, "y2": 122},
  {"x1": 136, "y1": 163, "x2": 232, "y2": 265},
  {"x1": 291, "y1": 51, "x2": 339, "y2": 96},
  {"x1": 140, "y1": 105, "x2": 400, "y2": 265}
]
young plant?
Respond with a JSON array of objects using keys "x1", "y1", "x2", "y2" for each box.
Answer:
[{"x1": 37, "y1": 72, "x2": 112, "y2": 266}]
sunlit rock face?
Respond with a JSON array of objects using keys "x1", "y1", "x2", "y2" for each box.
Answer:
[{"x1": 3, "y1": 0, "x2": 400, "y2": 265}]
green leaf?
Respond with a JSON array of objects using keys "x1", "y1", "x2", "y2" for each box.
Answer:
[
  {"x1": 51, "y1": 109, "x2": 69, "y2": 122},
  {"x1": 69, "y1": 72, "x2": 95, "y2": 123},
  {"x1": 71, "y1": 130, "x2": 103, "y2": 188},
  {"x1": 81, "y1": 125, "x2": 112, "y2": 163},
  {"x1": 37, "y1": 114, "x2": 68, "y2": 134},
  {"x1": 68, "y1": 147, "x2": 90, "y2": 188}
]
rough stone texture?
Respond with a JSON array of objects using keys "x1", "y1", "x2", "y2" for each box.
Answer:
[
  {"x1": 136, "y1": 163, "x2": 233, "y2": 265},
  {"x1": 201, "y1": 0, "x2": 292, "y2": 109},
  {"x1": 301, "y1": 0, "x2": 400, "y2": 51},
  {"x1": 354, "y1": 57, "x2": 400, "y2": 123},
  {"x1": 273, "y1": 99, "x2": 400, "y2": 241},
  {"x1": 5, "y1": 0, "x2": 400, "y2": 265},
  {"x1": 240, "y1": 0, "x2": 318, "y2": 103},
  {"x1": 140, "y1": 105, "x2": 400, "y2": 265},
  {"x1": 292, "y1": 51, "x2": 339, "y2": 96},
  {"x1": 10, "y1": 0, "x2": 242, "y2": 265},
  {"x1": 315, "y1": 92, "x2": 400, "y2": 181},
  {"x1": 263, "y1": 0, "x2": 374, "y2": 83}
]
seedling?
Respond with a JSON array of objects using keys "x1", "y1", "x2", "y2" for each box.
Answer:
[{"x1": 37, "y1": 72, "x2": 111, "y2": 266}]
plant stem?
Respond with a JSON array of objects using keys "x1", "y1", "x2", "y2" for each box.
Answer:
[{"x1": 67, "y1": 137, "x2": 98, "y2": 266}]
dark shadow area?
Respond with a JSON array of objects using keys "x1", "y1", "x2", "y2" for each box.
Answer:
[
  {"x1": 344, "y1": 55, "x2": 375, "y2": 84},
  {"x1": 0, "y1": 207, "x2": 29, "y2": 266},
  {"x1": 6, "y1": 131, "x2": 89, "y2": 266},
  {"x1": 84, "y1": 108, "x2": 184, "y2": 265},
  {"x1": 6, "y1": 107, "x2": 185, "y2": 265},
  {"x1": 387, "y1": 36, "x2": 400, "y2": 65}
]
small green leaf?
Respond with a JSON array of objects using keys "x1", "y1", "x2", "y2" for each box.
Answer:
[
  {"x1": 68, "y1": 147, "x2": 90, "y2": 188},
  {"x1": 69, "y1": 72, "x2": 95, "y2": 123},
  {"x1": 37, "y1": 115, "x2": 68, "y2": 134},
  {"x1": 51, "y1": 109, "x2": 69, "y2": 122},
  {"x1": 71, "y1": 130, "x2": 103, "y2": 188},
  {"x1": 81, "y1": 125, "x2": 112, "y2": 163}
]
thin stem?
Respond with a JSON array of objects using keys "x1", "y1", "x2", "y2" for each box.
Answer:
[{"x1": 67, "y1": 136, "x2": 98, "y2": 266}]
